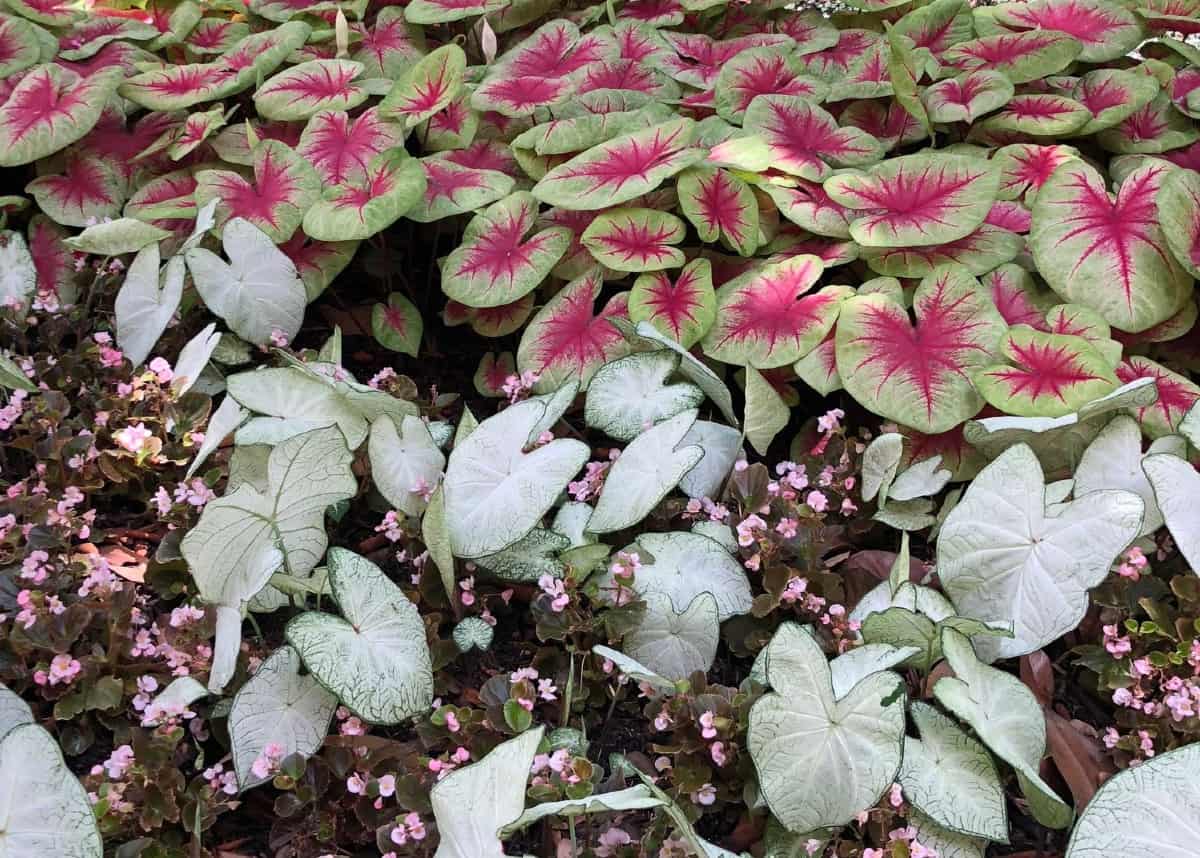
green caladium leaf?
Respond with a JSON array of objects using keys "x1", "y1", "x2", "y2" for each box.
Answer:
[
  {"x1": 1075, "y1": 415, "x2": 1183, "y2": 536},
  {"x1": 182, "y1": 426, "x2": 355, "y2": 691},
  {"x1": 587, "y1": 409, "x2": 703, "y2": 533},
  {"x1": 582, "y1": 208, "x2": 686, "y2": 273},
  {"x1": 824, "y1": 154, "x2": 1001, "y2": 247},
  {"x1": 379, "y1": 44, "x2": 466, "y2": 128},
  {"x1": 1031, "y1": 160, "x2": 1192, "y2": 333},
  {"x1": 442, "y1": 397, "x2": 589, "y2": 558},
  {"x1": 287, "y1": 548, "x2": 433, "y2": 725},
  {"x1": 937, "y1": 443, "x2": 1143, "y2": 660},
  {"x1": 0, "y1": 65, "x2": 122, "y2": 167},
  {"x1": 628, "y1": 259, "x2": 716, "y2": 350},
  {"x1": 255, "y1": 59, "x2": 369, "y2": 122},
  {"x1": 195, "y1": 140, "x2": 321, "y2": 243},
  {"x1": 442, "y1": 192, "x2": 570, "y2": 308},
  {"x1": 584, "y1": 350, "x2": 703, "y2": 442},
  {"x1": 933, "y1": 628, "x2": 1073, "y2": 829},
  {"x1": 921, "y1": 70, "x2": 1015, "y2": 124},
  {"x1": 702, "y1": 255, "x2": 847, "y2": 369},
  {"x1": 302, "y1": 149, "x2": 426, "y2": 241},
  {"x1": 835, "y1": 264, "x2": 1007, "y2": 434},
  {"x1": 230, "y1": 645, "x2": 337, "y2": 788},
  {"x1": 624, "y1": 592, "x2": 719, "y2": 682},
  {"x1": 899, "y1": 702, "x2": 1008, "y2": 842},
  {"x1": 972, "y1": 326, "x2": 1119, "y2": 418},
  {"x1": 532, "y1": 118, "x2": 703, "y2": 211},
  {"x1": 676, "y1": 167, "x2": 760, "y2": 256},
  {"x1": 186, "y1": 218, "x2": 308, "y2": 347},
  {"x1": 748, "y1": 623, "x2": 906, "y2": 833},
  {"x1": 368, "y1": 414, "x2": 445, "y2": 517},
  {"x1": 1066, "y1": 743, "x2": 1200, "y2": 857},
  {"x1": 65, "y1": 218, "x2": 170, "y2": 256},
  {"x1": 371, "y1": 291, "x2": 423, "y2": 357},
  {"x1": 0, "y1": 724, "x2": 102, "y2": 858}
]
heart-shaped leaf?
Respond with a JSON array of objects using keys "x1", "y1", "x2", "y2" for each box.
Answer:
[
  {"x1": 302, "y1": 149, "x2": 426, "y2": 242},
  {"x1": 114, "y1": 244, "x2": 184, "y2": 368},
  {"x1": 380, "y1": 44, "x2": 466, "y2": 128},
  {"x1": 942, "y1": 31, "x2": 1081, "y2": 84},
  {"x1": 1075, "y1": 414, "x2": 1183, "y2": 536},
  {"x1": 297, "y1": 108, "x2": 404, "y2": 186},
  {"x1": 745, "y1": 94, "x2": 883, "y2": 180},
  {"x1": 1073, "y1": 68, "x2": 1160, "y2": 134},
  {"x1": 624, "y1": 592, "x2": 718, "y2": 681},
  {"x1": 196, "y1": 140, "x2": 321, "y2": 243},
  {"x1": 582, "y1": 207, "x2": 685, "y2": 272},
  {"x1": 368, "y1": 414, "x2": 445, "y2": 516},
  {"x1": 255, "y1": 59, "x2": 369, "y2": 121},
  {"x1": 628, "y1": 258, "x2": 716, "y2": 349},
  {"x1": 0, "y1": 65, "x2": 122, "y2": 167},
  {"x1": 992, "y1": 0, "x2": 1144, "y2": 63},
  {"x1": 25, "y1": 156, "x2": 123, "y2": 229},
  {"x1": 407, "y1": 158, "x2": 514, "y2": 223},
  {"x1": 714, "y1": 46, "x2": 828, "y2": 123},
  {"x1": 676, "y1": 167, "x2": 759, "y2": 257},
  {"x1": 979, "y1": 93, "x2": 1092, "y2": 136},
  {"x1": 585, "y1": 350, "x2": 703, "y2": 442},
  {"x1": 922, "y1": 71, "x2": 1014, "y2": 124},
  {"x1": 287, "y1": 548, "x2": 433, "y2": 724},
  {"x1": 1157, "y1": 164, "x2": 1200, "y2": 278}
]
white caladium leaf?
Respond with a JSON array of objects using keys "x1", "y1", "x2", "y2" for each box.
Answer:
[
  {"x1": 828, "y1": 643, "x2": 920, "y2": 699},
  {"x1": 862, "y1": 432, "x2": 904, "y2": 505},
  {"x1": 0, "y1": 684, "x2": 32, "y2": 740},
  {"x1": 1143, "y1": 450, "x2": 1200, "y2": 576},
  {"x1": 181, "y1": 426, "x2": 355, "y2": 691},
  {"x1": 187, "y1": 396, "x2": 249, "y2": 479},
  {"x1": 890, "y1": 456, "x2": 952, "y2": 502},
  {"x1": 452, "y1": 616, "x2": 494, "y2": 652},
  {"x1": 501, "y1": 786, "x2": 664, "y2": 837},
  {"x1": 934, "y1": 629, "x2": 1072, "y2": 829},
  {"x1": 591, "y1": 645, "x2": 678, "y2": 694},
  {"x1": 0, "y1": 724, "x2": 102, "y2": 858},
  {"x1": 171, "y1": 324, "x2": 221, "y2": 398},
  {"x1": 678, "y1": 420, "x2": 742, "y2": 500},
  {"x1": 477, "y1": 529, "x2": 568, "y2": 582},
  {"x1": 908, "y1": 810, "x2": 988, "y2": 858},
  {"x1": 230, "y1": 645, "x2": 337, "y2": 788},
  {"x1": 748, "y1": 623, "x2": 906, "y2": 833},
  {"x1": 115, "y1": 244, "x2": 184, "y2": 368},
  {"x1": 596, "y1": 531, "x2": 752, "y2": 621},
  {"x1": 587, "y1": 409, "x2": 703, "y2": 534},
  {"x1": 630, "y1": 321, "x2": 738, "y2": 426},
  {"x1": 443, "y1": 398, "x2": 589, "y2": 558},
  {"x1": 584, "y1": 350, "x2": 703, "y2": 442},
  {"x1": 1065, "y1": 742, "x2": 1200, "y2": 858},
  {"x1": 0, "y1": 230, "x2": 36, "y2": 312},
  {"x1": 744, "y1": 365, "x2": 789, "y2": 456},
  {"x1": 898, "y1": 701, "x2": 1008, "y2": 842},
  {"x1": 286, "y1": 548, "x2": 433, "y2": 725},
  {"x1": 937, "y1": 443, "x2": 1143, "y2": 660},
  {"x1": 430, "y1": 726, "x2": 544, "y2": 858},
  {"x1": 1075, "y1": 415, "x2": 1183, "y2": 536},
  {"x1": 624, "y1": 593, "x2": 719, "y2": 682},
  {"x1": 368, "y1": 414, "x2": 445, "y2": 517},
  {"x1": 185, "y1": 218, "x2": 307, "y2": 347}
]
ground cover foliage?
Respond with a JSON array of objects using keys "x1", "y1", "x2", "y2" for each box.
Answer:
[{"x1": 1, "y1": 0, "x2": 1200, "y2": 855}]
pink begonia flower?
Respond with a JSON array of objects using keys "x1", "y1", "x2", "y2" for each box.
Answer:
[
  {"x1": 692, "y1": 783, "x2": 716, "y2": 805},
  {"x1": 346, "y1": 773, "x2": 367, "y2": 794},
  {"x1": 817, "y1": 408, "x2": 844, "y2": 433},
  {"x1": 698, "y1": 711, "x2": 717, "y2": 739},
  {"x1": 377, "y1": 774, "x2": 396, "y2": 797},
  {"x1": 148, "y1": 357, "x2": 173, "y2": 384},
  {"x1": 459, "y1": 576, "x2": 476, "y2": 607},
  {"x1": 538, "y1": 678, "x2": 557, "y2": 701},
  {"x1": 445, "y1": 711, "x2": 460, "y2": 732},
  {"x1": 47, "y1": 654, "x2": 82, "y2": 685},
  {"x1": 538, "y1": 574, "x2": 569, "y2": 612},
  {"x1": 710, "y1": 741, "x2": 727, "y2": 767},
  {"x1": 806, "y1": 490, "x2": 828, "y2": 513},
  {"x1": 596, "y1": 827, "x2": 632, "y2": 857},
  {"x1": 114, "y1": 423, "x2": 153, "y2": 455}
]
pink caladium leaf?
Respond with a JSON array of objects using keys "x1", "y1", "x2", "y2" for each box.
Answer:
[
  {"x1": 496, "y1": 20, "x2": 615, "y2": 80},
  {"x1": 151, "y1": 105, "x2": 226, "y2": 162},
  {"x1": 860, "y1": 224, "x2": 1024, "y2": 278},
  {"x1": 516, "y1": 268, "x2": 631, "y2": 392},
  {"x1": 406, "y1": 157, "x2": 515, "y2": 223},
  {"x1": 770, "y1": 230, "x2": 861, "y2": 267},
  {"x1": 1116, "y1": 354, "x2": 1200, "y2": 437},
  {"x1": 0, "y1": 65, "x2": 122, "y2": 167},
  {"x1": 628, "y1": 258, "x2": 716, "y2": 349},
  {"x1": 124, "y1": 168, "x2": 198, "y2": 223},
  {"x1": 993, "y1": 0, "x2": 1144, "y2": 63},
  {"x1": 196, "y1": 139, "x2": 321, "y2": 243},
  {"x1": 660, "y1": 32, "x2": 793, "y2": 89},
  {"x1": 801, "y1": 29, "x2": 880, "y2": 79},
  {"x1": 85, "y1": 111, "x2": 180, "y2": 186},
  {"x1": 404, "y1": 0, "x2": 507, "y2": 25},
  {"x1": 5, "y1": 0, "x2": 77, "y2": 27},
  {"x1": 701, "y1": 255, "x2": 849, "y2": 369},
  {"x1": 351, "y1": 8, "x2": 425, "y2": 78},
  {"x1": 1073, "y1": 68, "x2": 1160, "y2": 134},
  {"x1": 839, "y1": 97, "x2": 928, "y2": 152},
  {"x1": 978, "y1": 93, "x2": 1093, "y2": 136},
  {"x1": 211, "y1": 119, "x2": 305, "y2": 167},
  {"x1": 743, "y1": 94, "x2": 883, "y2": 181},
  {"x1": 255, "y1": 59, "x2": 369, "y2": 122},
  {"x1": 371, "y1": 291, "x2": 423, "y2": 356},
  {"x1": 302, "y1": 148, "x2": 427, "y2": 241},
  {"x1": 532, "y1": 118, "x2": 702, "y2": 211},
  {"x1": 714, "y1": 46, "x2": 829, "y2": 123},
  {"x1": 380, "y1": 44, "x2": 466, "y2": 128},
  {"x1": 278, "y1": 233, "x2": 358, "y2": 300},
  {"x1": 471, "y1": 73, "x2": 574, "y2": 117},
  {"x1": 581, "y1": 207, "x2": 686, "y2": 273},
  {"x1": 823, "y1": 153, "x2": 1001, "y2": 247},
  {"x1": 0, "y1": 14, "x2": 41, "y2": 77},
  {"x1": 826, "y1": 38, "x2": 892, "y2": 101},
  {"x1": 835, "y1": 264, "x2": 1008, "y2": 433},
  {"x1": 248, "y1": 0, "x2": 343, "y2": 23},
  {"x1": 993, "y1": 143, "x2": 1079, "y2": 201},
  {"x1": 297, "y1": 108, "x2": 404, "y2": 186},
  {"x1": 469, "y1": 295, "x2": 536, "y2": 338},
  {"x1": 577, "y1": 60, "x2": 679, "y2": 99},
  {"x1": 1170, "y1": 67, "x2": 1200, "y2": 120},
  {"x1": 1098, "y1": 92, "x2": 1200, "y2": 154},
  {"x1": 972, "y1": 325, "x2": 1119, "y2": 418},
  {"x1": 57, "y1": 17, "x2": 158, "y2": 61},
  {"x1": 475, "y1": 351, "x2": 517, "y2": 398},
  {"x1": 984, "y1": 264, "x2": 1055, "y2": 330},
  {"x1": 1113, "y1": 298, "x2": 1198, "y2": 347},
  {"x1": 774, "y1": 10, "x2": 840, "y2": 54},
  {"x1": 186, "y1": 18, "x2": 250, "y2": 55},
  {"x1": 608, "y1": 21, "x2": 673, "y2": 65},
  {"x1": 1158, "y1": 166, "x2": 1200, "y2": 278},
  {"x1": 985, "y1": 200, "x2": 1032, "y2": 233},
  {"x1": 57, "y1": 40, "x2": 160, "y2": 78},
  {"x1": 442, "y1": 191, "x2": 571, "y2": 308},
  {"x1": 1030, "y1": 159, "x2": 1192, "y2": 333},
  {"x1": 28, "y1": 214, "x2": 76, "y2": 303},
  {"x1": 942, "y1": 31, "x2": 1081, "y2": 84},
  {"x1": 420, "y1": 95, "x2": 479, "y2": 152},
  {"x1": 794, "y1": 331, "x2": 841, "y2": 395},
  {"x1": 618, "y1": 0, "x2": 685, "y2": 26},
  {"x1": 921, "y1": 71, "x2": 1015, "y2": 124},
  {"x1": 901, "y1": 424, "x2": 985, "y2": 481},
  {"x1": 764, "y1": 181, "x2": 854, "y2": 239},
  {"x1": 1137, "y1": 0, "x2": 1200, "y2": 32},
  {"x1": 440, "y1": 140, "x2": 518, "y2": 175},
  {"x1": 1043, "y1": 303, "x2": 1122, "y2": 364},
  {"x1": 26, "y1": 155, "x2": 124, "y2": 228},
  {"x1": 891, "y1": 0, "x2": 973, "y2": 52},
  {"x1": 677, "y1": 167, "x2": 759, "y2": 257}
]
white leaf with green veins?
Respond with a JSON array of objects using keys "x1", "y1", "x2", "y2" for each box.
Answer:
[
  {"x1": 442, "y1": 399, "x2": 589, "y2": 558},
  {"x1": 477, "y1": 528, "x2": 568, "y2": 582},
  {"x1": 368, "y1": 414, "x2": 445, "y2": 516},
  {"x1": 630, "y1": 321, "x2": 739, "y2": 426},
  {"x1": 748, "y1": 623, "x2": 906, "y2": 833},
  {"x1": 286, "y1": 548, "x2": 433, "y2": 725},
  {"x1": 908, "y1": 809, "x2": 988, "y2": 858},
  {"x1": 0, "y1": 230, "x2": 36, "y2": 312},
  {"x1": 1065, "y1": 742, "x2": 1200, "y2": 857},
  {"x1": 624, "y1": 592, "x2": 719, "y2": 682},
  {"x1": 584, "y1": 351, "x2": 703, "y2": 442},
  {"x1": 899, "y1": 701, "x2": 1008, "y2": 842},
  {"x1": 678, "y1": 420, "x2": 742, "y2": 500},
  {"x1": 936, "y1": 443, "x2": 1143, "y2": 659},
  {"x1": 0, "y1": 724, "x2": 102, "y2": 858},
  {"x1": 185, "y1": 217, "x2": 307, "y2": 347},
  {"x1": 181, "y1": 426, "x2": 355, "y2": 691},
  {"x1": 0, "y1": 684, "x2": 32, "y2": 741},
  {"x1": 1143, "y1": 451, "x2": 1200, "y2": 577},
  {"x1": 587, "y1": 409, "x2": 703, "y2": 534},
  {"x1": 861, "y1": 432, "x2": 904, "y2": 504},
  {"x1": 591, "y1": 645, "x2": 678, "y2": 694},
  {"x1": 828, "y1": 642, "x2": 920, "y2": 700},
  {"x1": 115, "y1": 245, "x2": 184, "y2": 367},
  {"x1": 933, "y1": 629, "x2": 1072, "y2": 830},
  {"x1": 1075, "y1": 415, "x2": 1183, "y2": 536},
  {"x1": 431, "y1": 726, "x2": 544, "y2": 858},
  {"x1": 230, "y1": 645, "x2": 337, "y2": 788}
]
